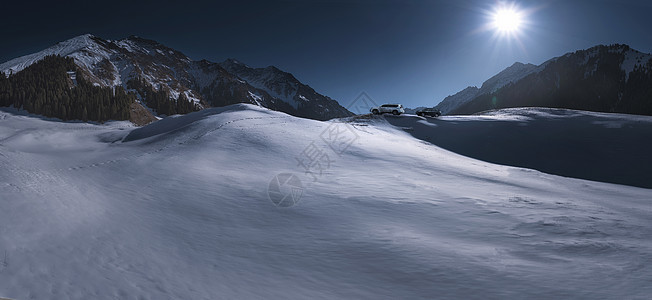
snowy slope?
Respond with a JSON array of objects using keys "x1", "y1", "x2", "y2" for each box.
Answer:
[
  {"x1": 0, "y1": 105, "x2": 651, "y2": 299},
  {"x1": 0, "y1": 34, "x2": 192, "y2": 89},
  {"x1": 619, "y1": 47, "x2": 652, "y2": 80},
  {"x1": 0, "y1": 34, "x2": 125, "y2": 88},
  {"x1": 0, "y1": 34, "x2": 101, "y2": 76}
]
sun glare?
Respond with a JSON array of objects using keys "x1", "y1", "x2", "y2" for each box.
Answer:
[
  {"x1": 477, "y1": 2, "x2": 532, "y2": 59},
  {"x1": 485, "y1": 2, "x2": 530, "y2": 39},
  {"x1": 493, "y1": 7, "x2": 522, "y2": 33}
]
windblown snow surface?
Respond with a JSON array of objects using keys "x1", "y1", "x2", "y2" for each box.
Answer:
[{"x1": 0, "y1": 104, "x2": 651, "y2": 299}]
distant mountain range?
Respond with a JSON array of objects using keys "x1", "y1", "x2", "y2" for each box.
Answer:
[
  {"x1": 0, "y1": 34, "x2": 352, "y2": 124},
  {"x1": 5, "y1": 36, "x2": 652, "y2": 124},
  {"x1": 435, "y1": 44, "x2": 652, "y2": 116}
]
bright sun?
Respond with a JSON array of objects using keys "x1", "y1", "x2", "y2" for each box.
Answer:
[{"x1": 491, "y1": 6, "x2": 523, "y2": 34}]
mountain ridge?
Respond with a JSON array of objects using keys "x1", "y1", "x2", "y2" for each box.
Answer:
[
  {"x1": 0, "y1": 34, "x2": 353, "y2": 123},
  {"x1": 452, "y1": 44, "x2": 652, "y2": 115},
  {"x1": 434, "y1": 62, "x2": 540, "y2": 114},
  {"x1": 437, "y1": 44, "x2": 652, "y2": 116}
]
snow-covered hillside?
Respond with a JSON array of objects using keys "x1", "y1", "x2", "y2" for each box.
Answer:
[{"x1": 0, "y1": 105, "x2": 651, "y2": 299}]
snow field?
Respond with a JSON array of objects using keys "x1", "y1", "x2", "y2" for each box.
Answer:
[{"x1": 0, "y1": 105, "x2": 651, "y2": 299}]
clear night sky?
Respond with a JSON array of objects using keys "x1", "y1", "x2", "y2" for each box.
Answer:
[{"x1": 2, "y1": 0, "x2": 652, "y2": 108}]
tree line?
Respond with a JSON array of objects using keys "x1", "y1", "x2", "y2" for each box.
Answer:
[
  {"x1": 0, "y1": 55, "x2": 132, "y2": 122},
  {"x1": 0, "y1": 55, "x2": 201, "y2": 123},
  {"x1": 127, "y1": 78, "x2": 199, "y2": 116}
]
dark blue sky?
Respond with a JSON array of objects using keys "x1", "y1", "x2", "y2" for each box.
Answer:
[{"x1": 2, "y1": 0, "x2": 652, "y2": 108}]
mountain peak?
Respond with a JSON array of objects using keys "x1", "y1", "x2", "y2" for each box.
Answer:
[
  {"x1": 1, "y1": 33, "x2": 353, "y2": 122},
  {"x1": 588, "y1": 43, "x2": 631, "y2": 51},
  {"x1": 73, "y1": 33, "x2": 95, "y2": 40},
  {"x1": 221, "y1": 58, "x2": 250, "y2": 69},
  {"x1": 508, "y1": 61, "x2": 535, "y2": 69},
  {"x1": 0, "y1": 34, "x2": 102, "y2": 75},
  {"x1": 55, "y1": 33, "x2": 97, "y2": 47},
  {"x1": 224, "y1": 58, "x2": 242, "y2": 65},
  {"x1": 123, "y1": 35, "x2": 160, "y2": 45},
  {"x1": 478, "y1": 62, "x2": 539, "y2": 94},
  {"x1": 120, "y1": 35, "x2": 168, "y2": 51}
]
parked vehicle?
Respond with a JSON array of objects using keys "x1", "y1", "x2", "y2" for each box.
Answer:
[
  {"x1": 371, "y1": 104, "x2": 405, "y2": 115},
  {"x1": 416, "y1": 108, "x2": 442, "y2": 117}
]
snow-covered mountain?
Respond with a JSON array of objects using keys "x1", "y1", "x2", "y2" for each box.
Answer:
[
  {"x1": 1, "y1": 104, "x2": 651, "y2": 299},
  {"x1": 476, "y1": 62, "x2": 542, "y2": 95},
  {"x1": 0, "y1": 34, "x2": 352, "y2": 121},
  {"x1": 435, "y1": 62, "x2": 539, "y2": 114},
  {"x1": 0, "y1": 34, "x2": 197, "y2": 98},
  {"x1": 217, "y1": 58, "x2": 351, "y2": 120},
  {"x1": 447, "y1": 44, "x2": 652, "y2": 115},
  {"x1": 434, "y1": 86, "x2": 479, "y2": 114}
]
